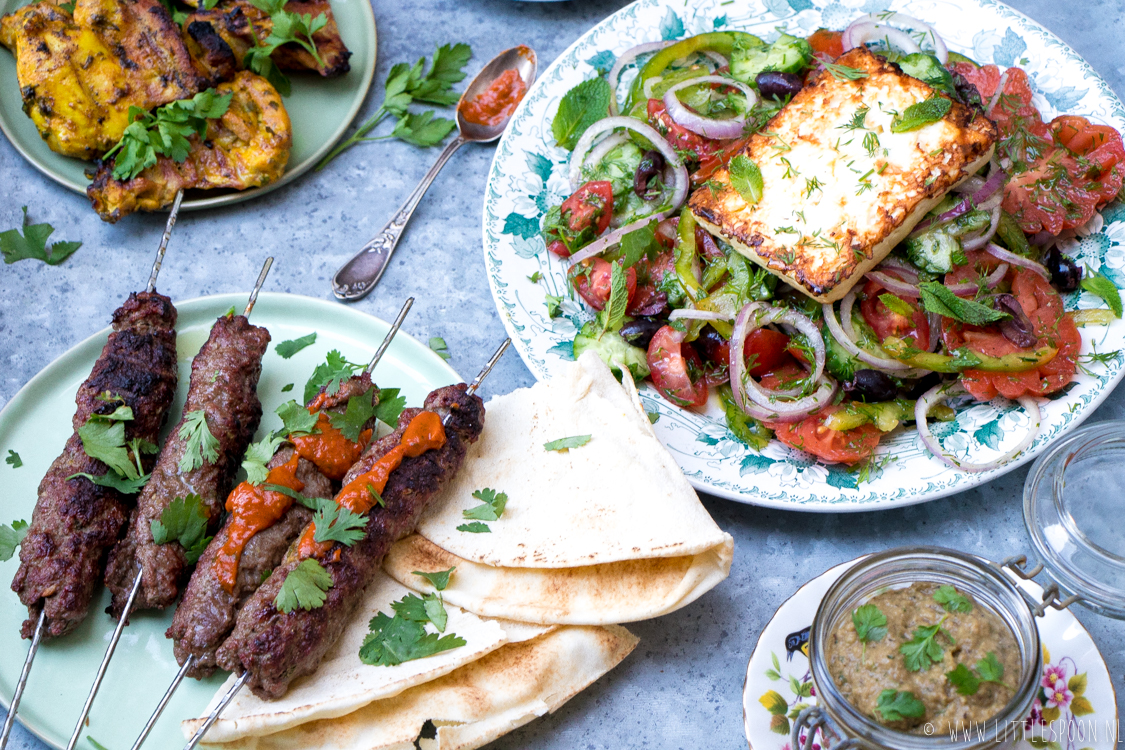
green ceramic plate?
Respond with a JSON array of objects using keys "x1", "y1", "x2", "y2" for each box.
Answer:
[
  {"x1": 0, "y1": 292, "x2": 459, "y2": 750},
  {"x1": 0, "y1": 0, "x2": 376, "y2": 212}
]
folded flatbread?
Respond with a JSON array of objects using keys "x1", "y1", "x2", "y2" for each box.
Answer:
[
  {"x1": 199, "y1": 624, "x2": 638, "y2": 750},
  {"x1": 383, "y1": 351, "x2": 734, "y2": 624},
  {"x1": 184, "y1": 571, "x2": 549, "y2": 743}
]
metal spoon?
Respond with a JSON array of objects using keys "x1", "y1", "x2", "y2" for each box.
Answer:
[{"x1": 332, "y1": 45, "x2": 538, "y2": 301}]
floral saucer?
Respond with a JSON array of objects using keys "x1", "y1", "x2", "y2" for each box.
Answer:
[{"x1": 742, "y1": 556, "x2": 1119, "y2": 749}]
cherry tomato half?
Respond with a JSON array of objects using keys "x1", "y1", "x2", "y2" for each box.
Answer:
[
  {"x1": 647, "y1": 325, "x2": 709, "y2": 408},
  {"x1": 561, "y1": 181, "x2": 614, "y2": 235},
  {"x1": 571, "y1": 258, "x2": 637, "y2": 312},
  {"x1": 859, "y1": 278, "x2": 930, "y2": 348}
]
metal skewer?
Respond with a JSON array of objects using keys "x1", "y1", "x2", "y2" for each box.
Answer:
[
  {"x1": 180, "y1": 337, "x2": 510, "y2": 750},
  {"x1": 66, "y1": 257, "x2": 276, "y2": 750},
  {"x1": 0, "y1": 191, "x2": 189, "y2": 750},
  {"x1": 133, "y1": 298, "x2": 416, "y2": 750}
]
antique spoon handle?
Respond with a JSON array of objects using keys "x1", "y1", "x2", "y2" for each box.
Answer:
[{"x1": 332, "y1": 135, "x2": 467, "y2": 301}]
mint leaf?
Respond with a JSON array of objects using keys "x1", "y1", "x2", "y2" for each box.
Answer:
[
  {"x1": 275, "y1": 333, "x2": 317, "y2": 359},
  {"x1": 275, "y1": 558, "x2": 333, "y2": 613},
  {"x1": 878, "y1": 292, "x2": 916, "y2": 318},
  {"x1": 551, "y1": 77, "x2": 611, "y2": 150},
  {"x1": 729, "y1": 155, "x2": 764, "y2": 205},
  {"x1": 620, "y1": 223, "x2": 660, "y2": 269},
  {"x1": 891, "y1": 96, "x2": 952, "y2": 133},
  {"x1": 918, "y1": 281, "x2": 1010, "y2": 326},
  {"x1": 600, "y1": 261, "x2": 628, "y2": 335}
]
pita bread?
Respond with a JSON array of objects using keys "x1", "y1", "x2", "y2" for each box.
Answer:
[
  {"x1": 183, "y1": 571, "x2": 551, "y2": 743},
  {"x1": 198, "y1": 625, "x2": 638, "y2": 750},
  {"x1": 412, "y1": 351, "x2": 732, "y2": 568}
]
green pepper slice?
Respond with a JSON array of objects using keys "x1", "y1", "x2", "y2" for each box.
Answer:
[
  {"x1": 881, "y1": 337, "x2": 1057, "y2": 373},
  {"x1": 626, "y1": 32, "x2": 763, "y2": 112}
]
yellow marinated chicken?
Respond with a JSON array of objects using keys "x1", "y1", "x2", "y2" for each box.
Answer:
[
  {"x1": 0, "y1": 0, "x2": 204, "y2": 158},
  {"x1": 183, "y1": 0, "x2": 350, "y2": 80},
  {"x1": 87, "y1": 70, "x2": 292, "y2": 222}
]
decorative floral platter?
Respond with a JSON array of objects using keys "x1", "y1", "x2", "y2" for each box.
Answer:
[
  {"x1": 480, "y1": 0, "x2": 1125, "y2": 510},
  {"x1": 741, "y1": 556, "x2": 1119, "y2": 749}
]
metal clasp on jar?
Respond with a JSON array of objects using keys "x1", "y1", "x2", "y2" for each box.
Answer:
[
  {"x1": 791, "y1": 705, "x2": 860, "y2": 750},
  {"x1": 993, "y1": 555, "x2": 1082, "y2": 617}
]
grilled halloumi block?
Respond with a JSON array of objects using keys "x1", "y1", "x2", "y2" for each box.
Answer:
[{"x1": 690, "y1": 47, "x2": 997, "y2": 302}]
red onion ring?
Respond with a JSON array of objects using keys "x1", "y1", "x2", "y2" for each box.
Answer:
[
  {"x1": 985, "y1": 243, "x2": 1050, "y2": 280},
  {"x1": 823, "y1": 292, "x2": 919, "y2": 373},
  {"x1": 567, "y1": 214, "x2": 667, "y2": 265},
  {"x1": 841, "y1": 21, "x2": 922, "y2": 56},
  {"x1": 961, "y1": 206, "x2": 1002, "y2": 251},
  {"x1": 987, "y1": 71, "x2": 1011, "y2": 116},
  {"x1": 915, "y1": 382, "x2": 1041, "y2": 472},
  {"x1": 865, "y1": 270, "x2": 920, "y2": 298},
  {"x1": 927, "y1": 312, "x2": 941, "y2": 352},
  {"x1": 668, "y1": 309, "x2": 729, "y2": 322},
  {"x1": 729, "y1": 302, "x2": 830, "y2": 412},
  {"x1": 876, "y1": 257, "x2": 921, "y2": 281},
  {"x1": 581, "y1": 132, "x2": 629, "y2": 174},
  {"x1": 642, "y1": 76, "x2": 665, "y2": 99},
  {"x1": 701, "y1": 50, "x2": 729, "y2": 68},
  {"x1": 910, "y1": 168, "x2": 1007, "y2": 237},
  {"x1": 607, "y1": 41, "x2": 672, "y2": 116},
  {"x1": 945, "y1": 262, "x2": 1008, "y2": 295},
  {"x1": 662, "y1": 75, "x2": 758, "y2": 140},
  {"x1": 569, "y1": 117, "x2": 686, "y2": 195},
  {"x1": 851, "y1": 12, "x2": 948, "y2": 63}
]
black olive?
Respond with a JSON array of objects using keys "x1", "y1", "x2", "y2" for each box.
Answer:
[
  {"x1": 693, "y1": 326, "x2": 730, "y2": 366},
  {"x1": 844, "y1": 369, "x2": 899, "y2": 402},
  {"x1": 618, "y1": 317, "x2": 665, "y2": 350},
  {"x1": 1046, "y1": 247, "x2": 1082, "y2": 292},
  {"x1": 902, "y1": 372, "x2": 943, "y2": 400},
  {"x1": 993, "y1": 293, "x2": 1038, "y2": 348},
  {"x1": 755, "y1": 71, "x2": 803, "y2": 100},
  {"x1": 633, "y1": 149, "x2": 666, "y2": 200}
]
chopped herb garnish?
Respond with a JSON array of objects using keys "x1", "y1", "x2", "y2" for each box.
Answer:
[
  {"x1": 150, "y1": 494, "x2": 212, "y2": 564},
  {"x1": 1, "y1": 207, "x2": 82, "y2": 266},
  {"x1": 455, "y1": 521, "x2": 491, "y2": 533},
  {"x1": 461, "y1": 488, "x2": 508, "y2": 522},
  {"x1": 275, "y1": 558, "x2": 333, "y2": 613},
  {"x1": 275, "y1": 333, "x2": 317, "y2": 359},
  {"x1": 891, "y1": 96, "x2": 952, "y2": 133},
  {"x1": 874, "y1": 689, "x2": 926, "y2": 722},
  {"x1": 312, "y1": 502, "x2": 368, "y2": 547},
  {"x1": 429, "y1": 337, "x2": 451, "y2": 360},
  {"x1": 241, "y1": 434, "x2": 285, "y2": 485},
  {"x1": 0, "y1": 520, "x2": 29, "y2": 562},
  {"x1": 276, "y1": 399, "x2": 321, "y2": 437},
  {"x1": 900, "y1": 617, "x2": 952, "y2": 672},
  {"x1": 932, "y1": 584, "x2": 973, "y2": 613},
  {"x1": 178, "y1": 410, "x2": 220, "y2": 473},
  {"x1": 359, "y1": 592, "x2": 466, "y2": 666},
  {"x1": 543, "y1": 435, "x2": 592, "y2": 452},
  {"x1": 5, "y1": 450, "x2": 22, "y2": 468},
  {"x1": 413, "y1": 567, "x2": 455, "y2": 591},
  {"x1": 327, "y1": 389, "x2": 377, "y2": 442}
]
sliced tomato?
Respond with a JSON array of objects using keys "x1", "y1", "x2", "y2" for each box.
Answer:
[
  {"x1": 807, "y1": 29, "x2": 845, "y2": 59},
  {"x1": 647, "y1": 99, "x2": 726, "y2": 162},
  {"x1": 647, "y1": 325, "x2": 709, "y2": 408},
  {"x1": 746, "y1": 329, "x2": 793, "y2": 376},
  {"x1": 692, "y1": 136, "x2": 752, "y2": 186},
  {"x1": 771, "y1": 405, "x2": 882, "y2": 465},
  {"x1": 571, "y1": 258, "x2": 637, "y2": 312},
  {"x1": 942, "y1": 267, "x2": 1080, "y2": 400},
  {"x1": 628, "y1": 247, "x2": 675, "y2": 316},
  {"x1": 546, "y1": 239, "x2": 570, "y2": 258},
  {"x1": 858, "y1": 278, "x2": 930, "y2": 348},
  {"x1": 561, "y1": 181, "x2": 614, "y2": 235},
  {"x1": 951, "y1": 62, "x2": 1125, "y2": 235}
]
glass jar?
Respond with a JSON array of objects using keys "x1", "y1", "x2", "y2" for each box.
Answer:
[
  {"x1": 792, "y1": 420, "x2": 1125, "y2": 750},
  {"x1": 793, "y1": 547, "x2": 1043, "y2": 750}
]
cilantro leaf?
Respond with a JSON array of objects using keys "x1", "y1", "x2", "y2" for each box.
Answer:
[
  {"x1": 375, "y1": 387, "x2": 407, "y2": 425},
  {"x1": 1081, "y1": 268, "x2": 1123, "y2": 318},
  {"x1": 1, "y1": 207, "x2": 82, "y2": 266},
  {"x1": 413, "y1": 567, "x2": 455, "y2": 592},
  {"x1": 77, "y1": 419, "x2": 138, "y2": 479},
  {"x1": 874, "y1": 690, "x2": 926, "y2": 722},
  {"x1": 976, "y1": 652, "x2": 1005, "y2": 683},
  {"x1": 918, "y1": 282, "x2": 1010, "y2": 326},
  {"x1": 178, "y1": 410, "x2": 220, "y2": 473},
  {"x1": 275, "y1": 333, "x2": 317, "y2": 359},
  {"x1": 551, "y1": 77, "x2": 611, "y2": 150},
  {"x1": 327, "y1": 390, "x2": 376, "y2": 442},
  {"x1": 312, "y1": 502, "x2": 368, "y2": 547},
  {"x1": 391, "y1": 111, "x2": 457, "y2": 148},
  {"x1": 620, "y1": 223, "x2": 661, "y2": 269},
  {"x1": 456, "y1": 521, "x2": 491, "y2": 533},
  {"x1": 600, "y1": 261, "x2": 628, "y2": 335},
  {"x1": 0, "y1": 520, "x2": 29, "y2": 562},
  {"x1": 281, "y1": 383, "x2": 294, "y2": 392},
  {"x1": 428, "y1": 337, "x2": 451, "y2": 361},
  {"x1": 276, "y1": 400, "x2": 321, "y2": 437},
  {"x1": 543, "y1": 435, "x2": 592, "y2": 452},
  {"x1": 359, "y1": 592, "x2": 466, "y2": 666},
  {"x1": 900, "y1": 621, "x2": 952, "y2": 672},
  {"x1": 878, "y1": 292, "x2": 916, "y2": 318},
  {"x1": 891, "y1": 96, "x2": 952, "y2": 133},
  {"x1": 86, "y1": 736, "x2": 111, "y2": 750},
  {"x1": 945, "y1": 663, "x2": 982, "y2": 696},
  {"x1": 68, "y1": 470, "x2": 149, "y2": 494},
  {"x1": 391, "y1": 592, "x2": 431, "y2": 622},
  {"x1": 150, "y1": 494, "x2": 212, "y2": 564},
  {"x1": 461, "y1": 488, "x2": 508, "y2": 522},
  {"x1": 423, "y1": 594, "x2": 449, "y2": 632},
  {"x1": 729, "y1": 155, "x2": 764, "y2": 205},
  {"x1": 6, "y1": 450, "x2": 22, "y2": 468},
  {"x1": 241, "y1": 434, "x2": 285, "y2": 485},
  {"x1": 932, "y1": 584, "x2": 973, "y2": 614},
  {"x1": 275, "y1": 558, "x2": 334, "y2": 613},
  {"x1": 303, "y1": 350, "x2": 364, "y2": 404},
  {"x1": 852, "y1": 604, "x2": 887, "y2": 643}
]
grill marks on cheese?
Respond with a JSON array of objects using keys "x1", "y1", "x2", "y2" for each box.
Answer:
[{"x1": 690, "y1": 48, "x2": 996, "y2": 302}]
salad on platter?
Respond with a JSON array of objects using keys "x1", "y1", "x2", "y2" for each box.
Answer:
[{"x1": 536, "y1": 12, "x2": 1124, "y2": 473}]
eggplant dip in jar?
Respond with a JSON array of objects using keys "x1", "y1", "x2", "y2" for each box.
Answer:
[{"x1": 825, "y1": 582, "x2": 1020, "y2": 735}]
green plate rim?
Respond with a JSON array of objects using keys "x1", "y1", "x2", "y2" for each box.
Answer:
[
  {"x1": 0, "y1": 291, "x2": 459, "y2": 750},
  {"x1": 0, "y1": 1, "x2": 377, "y2": 212}
]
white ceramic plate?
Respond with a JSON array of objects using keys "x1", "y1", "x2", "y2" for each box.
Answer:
[
  {"x1": 0, "y1": 293, "x2": 459, "y2": 750},
  {"x1": 741, "y1": 555, "x2": 1119, "y2": 749},
  {"x1": 480, "y1": 0, "x2": 1125, "y2": 511}
]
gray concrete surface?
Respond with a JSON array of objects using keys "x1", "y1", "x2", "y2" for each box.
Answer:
[{"x1": 1, "y1": 0, "x2": 1122, "y2": 748}]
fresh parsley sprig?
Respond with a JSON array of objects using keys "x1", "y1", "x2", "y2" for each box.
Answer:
[
  {"x1": 327, "y1": 390, "x2": 377, "y2": 442},
  {"x1": 1, "y1": 207, "x2": 82, "y2": 266},
  {"x1": 932, "y1": 584, "x2": 973, "y2": 614},
  {"x1": 317, "y1": 43, "x2": 472, "y2": 169},
  {"x1": 899, "y1": 616, "x2": 953, "y2": 672},
  {"x1": 242, "y1": 0, "x2": 327, "y2": 97},
  {"x1": 874, "y1": 689, "x2": 925, "y2": 722},
  {"x1": 150, "y1": 494, "x2": 212, "y2": 564},
  {"x1": 275, "y1": 558, "x2": 333, "y2": 613},
  {"x1": 0, "y1": 520, "x2": 29, "y2": 562},
  {"x1": 178, "y1": 410, "x2": 220, "y2": 473},
  {"x1": 359, "y1": 589, "x2": 466, "y2": 666},
  {"x1": 103, "y1": 90, "x2": 232, "y2": 181},
  {"x1": 312, "y1": 502, "x2": 368, "y2": 547}
]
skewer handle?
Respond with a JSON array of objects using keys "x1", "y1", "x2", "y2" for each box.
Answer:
[
  {"x1": 146, "y1": 190, "x2": 184, "y2": 293},
  {"x1": 365, "y1": 297, "x2": 414, "y2": 374},
  {"x1": 0, "y1": 609, "x2": 46, "y2": 750},
  {"x1": 243, "y1": 257, "x2": 274, "y2": 317},
  {"x1": 130, "y1": 656, "x2": 194, "y2": 750},
  {"x1": 182, "y1": 673, "x2": 249, "y2": 750},
  {"x1": 65, "y1": 571, "x2": 144, "y2": 750}
]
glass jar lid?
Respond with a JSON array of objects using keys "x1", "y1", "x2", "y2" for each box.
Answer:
[{"x1": 1023, "y1": 420, "x2": 1125, "y2": 619}]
